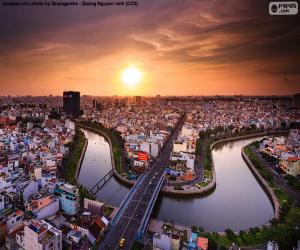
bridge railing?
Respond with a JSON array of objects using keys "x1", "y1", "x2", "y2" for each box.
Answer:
[
  {"x1": 136, "y1": 174, "x2": 165, "y2": 240},
  {"x1": 89, "y1": 170, "x2": 113, "y2": 194},
  {"x1": 111, "y1": 171, "x2": 148, "y2": 225}
]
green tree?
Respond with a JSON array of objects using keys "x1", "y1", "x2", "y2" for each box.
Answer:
[{"x1": 225, "y1": 229, "x2": 236, "y2": 242}]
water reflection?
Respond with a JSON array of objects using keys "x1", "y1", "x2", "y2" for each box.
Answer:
[
  {"x1": 77, "y1": 130, "x2": 129, "y2": 207},
  {"x1": 78, "y1": 131, "x2": 274, "y2": 231},
  {"x1": 155, "y1": 137, "x2": 274, "y2": 231}
]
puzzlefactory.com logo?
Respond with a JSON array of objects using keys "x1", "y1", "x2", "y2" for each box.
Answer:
[{"x1": 269, "y1": 1, "x2": 298, "y2": 15}]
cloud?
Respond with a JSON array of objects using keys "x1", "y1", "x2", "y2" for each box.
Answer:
[{"x1": 0, "y1": 0, "x2": 299, "y2": 94}]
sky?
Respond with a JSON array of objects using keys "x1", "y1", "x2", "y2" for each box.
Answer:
[{"x1": 0, "y1": 0, "x2": 299, "y2": 96}]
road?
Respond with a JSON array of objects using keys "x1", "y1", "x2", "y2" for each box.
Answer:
[
  {"x1": 251, "y1": 146, "x2": 300, "y2": 203},
  {"x1": 99, "y1": 114, "x2": 186, "y2": 250}
]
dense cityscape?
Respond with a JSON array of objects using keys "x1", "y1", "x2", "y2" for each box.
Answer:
[{"x1": 0, "y1": 93, "x2": 299, "y2": 250}]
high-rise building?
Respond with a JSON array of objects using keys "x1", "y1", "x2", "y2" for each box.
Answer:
[
  {"x1": 134, "y1": 96, "x2": 142, "y2": 105},
  {"x1": 92, "y1": 99, "x2": 101, "y2": 111},
  {"x1": 292, "y1": 93, "x2": 300, "y2": 108},
  {"x1": 63, "y1": 91, "x2": 80, "y2": 116},
  {"x1": 93, "y1": 99, "x2": 98, "y2": 109}
]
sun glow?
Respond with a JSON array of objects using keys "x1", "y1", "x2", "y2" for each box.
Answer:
[{"x1": 121, "y1": 66, "x2": 142, "y2": 87}]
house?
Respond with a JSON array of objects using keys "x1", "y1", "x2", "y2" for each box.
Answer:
[
  {"x1": 153, "y1": 232, "x2": 172, "y2": 250},
  {"x1": 17, "y1": 219, "x2": 62, "y2": 250},
  {"x1": 54, "y1": 183, "x2": 79, "y2": 216},
  {"x1": 22, "y1": 180, "x2": 39, "y2": 201},
  {"x1": 6, "y1": 210, "x2": 24, "y2": 235},
  {"x1": 267, "y1": 241, "x2": 279, "y2": 250},
  {"x1": 171, "y1": 233, "x2": 180, "y2": 250},
  {"x1": 279, "y1": 158, "x2": 300, "y2": 177},
  {"x1": 189, "y1": 232, "x2": 198, "y2": 249},
  {"x1": 197, "y1": 237, "x2": 208, "y2": 250},
  {"x1": 0, "y1": 193, "x2": 11, "y2": 211},
  {"x1": 84, "y1": 198, "x2": 104, "y2": 217},
  {"x1": 173, "y1": 140, "x2": 187, "y2": 153},
  {"x1": 25, "y1": 193, "x2": 59, "y2": 219}
]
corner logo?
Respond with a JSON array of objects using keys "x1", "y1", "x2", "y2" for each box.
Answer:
[{"x1": 269, "y1": 1, "x2": 298, "y2": 15}]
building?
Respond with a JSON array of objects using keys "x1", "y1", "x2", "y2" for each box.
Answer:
[
  {"x1": 173, "y1": 140, "x2": 187, "y2": 153},
  {"x1": 279, "y1": 158, "x2": 300, "y2": 177},
  {"x1": 189, "y1": 232, "x2": 197, "y2": 249},
  {"x1": 5, "y1": 211, "x2": 24, "y2": 235},
  {"x1": 170, "y1": 152, "x2": 195, "y2": 171},
  {"x1": 153, "y1": 232, "x2": 171, "y2": 250},
  {"x1": 197, "y1": 237, "x2": 208, "y2": 250},
  {"x1": 54, "y1": 183, "x2": 79, "y2": 215},
  {"x1": 267, "y1": 241, "x2": 279, "y2": 250},
  {"x1": 19, "y1": 219, "x2": 62, "y2": 250},
  {"x1": 134, "y1": 96, "x2": 142, "y2": 105},
  {"x1": 292, "y1": 93, "x2": 300, "y2": 108},
  {"x1": 63, "y1": 91, "x2": 80, "y2": 116},
  {"x1": 0, "y1": 194, "x2": 11, "y2": 211},
  {"x1": 25, "y1": 193, "x2": 59, "y2": 219},
  {"x1": 84, "y1": 198, "x2": 104, "y2": 217},
  {"x1": 92, "y1": 99, "x2": 101, "y2": 111},
  {"x1": 171, "y1": 234, "x2": 180, "y2": 250}
]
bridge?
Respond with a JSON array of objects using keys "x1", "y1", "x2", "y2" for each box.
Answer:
[
  {"x1": 99, "y1": 114, "x2": 186, "y2": 250},
  {"x1": 89, "y1": 169, "x2": 113, "y2": 195}
]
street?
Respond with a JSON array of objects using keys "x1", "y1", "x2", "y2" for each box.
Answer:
[
  {"x1": 99, "y1": 114, "x2": 186, "y2": 250},
  {"x1": 251, "y1": 146, "x2": 300, "y2": 203}
]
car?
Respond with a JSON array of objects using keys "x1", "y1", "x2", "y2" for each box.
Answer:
[{"x1": 119, "y1": 238, "x2": 126, "y2": 248}]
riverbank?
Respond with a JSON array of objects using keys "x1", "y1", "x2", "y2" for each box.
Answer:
[
  {"x1": 75, "y1": 122, "x2": 289, "y2": 198},
  {"x1": 242, "y1": 147, "x2": 280, "y2": 221},
  {"x1": 75, "y1": 125, "x2": 292, "y2": 246},
  {"x1": 160, "y1": 131, "x2": 288, "y2": 197},
  {"x1": 75, "y1": 122, "x2": 135, "y2": 187},
  {"x1": 75, "y1": 139, "x2": 88, "y2": 180},
  {"x1": 60, "y1": 128, "x2": 95, "y2": 202},
  {"x1": 197, "y1": 138, "x2": 299, "y2": 249},
  {"x1": 61, "y1": 129, "x2": 87, "y2": 185}
]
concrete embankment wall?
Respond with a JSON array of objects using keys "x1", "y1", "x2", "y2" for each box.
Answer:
[
  {"x1": 75, "y1": 139, "x2": 88, "y2": 180},
  {"x1": 76, "y1": 123, "x2": 286, "y2": 204},
  {"x1": 160, "y1": 130, "x2": 288, "y2": 196},
  {"x1": 160, "y1": 132, "x2": 275, "y2": 197},
  {"x1": 241, "y1": 148, "x2": 280, "y2": 221},
  {"x1": 75, "y1": 123, "x2": 135, "y2": 187}
]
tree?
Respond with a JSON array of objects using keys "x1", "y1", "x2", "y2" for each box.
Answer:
[
  {"x1": 225, "y1": 229, "x2": 236, "y2": 242},
  {"x1": 208, "y1": 238, "x2": 218, "y2": 250}
]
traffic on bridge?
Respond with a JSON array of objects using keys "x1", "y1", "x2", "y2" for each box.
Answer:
[{"x1": 99, "y1": 114, "x2": 186, "y2": 250}]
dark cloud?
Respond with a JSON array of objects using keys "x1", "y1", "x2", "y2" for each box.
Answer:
[{"x1": 0, "y1": 0, "x2": 299, "y2": 79}]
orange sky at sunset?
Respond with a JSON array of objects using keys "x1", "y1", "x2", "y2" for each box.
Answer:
[{"x1": 0, "y1": 0, "x2": 299, "y2": 96}]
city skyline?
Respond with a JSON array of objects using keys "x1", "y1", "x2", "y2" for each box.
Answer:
[{"x1": 0, "y1": 0, "x2": 300, "y2": 96}]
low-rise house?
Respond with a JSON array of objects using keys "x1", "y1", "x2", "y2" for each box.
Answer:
[
  {"x1": 189, "y1": 232, "x2": 198, "y2": 249},
  {"x1": 153, "y1": 232, "x2": 172, "y2": 250},
  {"x1": 5, "y1": 210, "x2": 24, "y2": 235},
  {"x1": 171, "y1": 233, "x2": 180, "y2": 250},
  {"x1": 197, "y1": 237, "x2": 208, "y2": 250},
  {"x1": 17, "y1": 219, "x2": 62, "y2": 250},
  {"x1": 0, "y1": 193, "x2": 11, "y2": 212},
  {"x1": 279, "y1": 158, "x2": 300, "y2": 177},
  {"x1": 54, "y1": 183, "x2": 79, "y2": 216},
  {"x1": 25, "y1": 193, "x2": 59, "y2": 219}
]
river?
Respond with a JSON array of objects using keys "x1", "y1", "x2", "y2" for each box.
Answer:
[
  {"x1": 77, "y1": 130, "x2": 129, "y2": 207},
  {"x1": 78, "y1": 130, "x2": 274, "y2": 231}
]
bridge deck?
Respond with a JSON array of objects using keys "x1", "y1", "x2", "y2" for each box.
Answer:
[
  {"x1": 99, "y1": 114, "x2": 186, "y2": 250},
  {"x1": 89, "y1": 169, "x2": 113, "y2": 195}
]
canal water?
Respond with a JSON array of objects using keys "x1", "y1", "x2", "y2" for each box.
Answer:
[
  {"x1": 78, "y1": 130, "x2": 274, "y2": 231},
  {"x1": 77, "y1": 130, "x2": 129, "y2": 207}
]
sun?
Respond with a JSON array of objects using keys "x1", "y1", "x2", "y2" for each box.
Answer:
[{"x1": 121, "y1": 66, "x2": 142, "y2": 87}]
